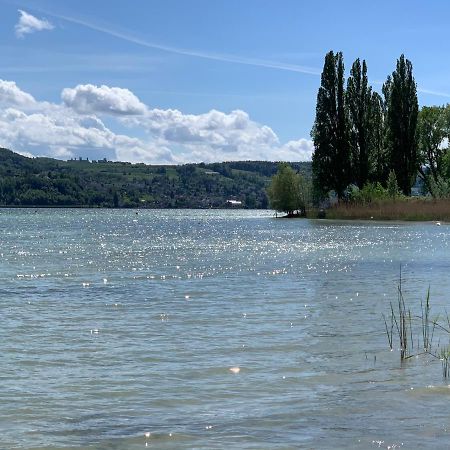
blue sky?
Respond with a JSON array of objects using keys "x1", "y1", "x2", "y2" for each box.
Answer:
[{"x1": 1, "y1": 0, "x2": 450, "y2": 163}]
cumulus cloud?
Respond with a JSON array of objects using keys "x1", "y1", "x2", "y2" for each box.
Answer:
[
  {"x1": 126, "y1": 108, "x2": 279, "y2": 156},
  {"x1": 0, "y1": 79, "x2": 313, "y2": 164},
  {"x1": 0, "y1": 80, "x2": 36, "y2": 107},
  {"x1": 277, "y1": 139, "x2": 315, "y2": 161},
  {"x1": 15, "y1": 10, "x2": 54, "y2": 38},
  {"x1": 115, "y1": 140, "x2": 174, "y2": 164},
  {"x1": 0, "y1": 106, "x2": 172, "y2": 163},
  {"x1": 62, "y1": 84, "x2": 147, "y2": 115}
]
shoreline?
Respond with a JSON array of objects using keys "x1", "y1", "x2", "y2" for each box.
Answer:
[{"x1": 0, "y1": 206, "x2": 447, "y2": 224}]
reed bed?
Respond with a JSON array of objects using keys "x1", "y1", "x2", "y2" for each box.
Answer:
[
  {"x1": 383, "y1": 269, "x2": 450, "y2": 377},
  {"x1": 325, "y1": 198, "x2": 450, "y2": 221}
]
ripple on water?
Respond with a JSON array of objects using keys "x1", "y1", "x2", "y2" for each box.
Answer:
[{"x1": 2, "y1": 209, "x2": 450, "y2": 449}]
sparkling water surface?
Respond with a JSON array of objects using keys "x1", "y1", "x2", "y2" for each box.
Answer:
[{"x1": 2, "y1": 209, "x2": 450, "y2": 449}]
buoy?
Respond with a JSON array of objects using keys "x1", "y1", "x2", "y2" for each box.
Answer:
[{"x1": 229, "y1": 366, "x2": 240, "y2": 374}]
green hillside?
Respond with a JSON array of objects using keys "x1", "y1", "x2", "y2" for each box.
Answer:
[{"x1": 0, "y1": 148, "x2": 311, "y2": 208}]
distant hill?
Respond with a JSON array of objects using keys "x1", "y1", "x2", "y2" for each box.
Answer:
[{"x1": 0, "y1": 148, "x2": 311, "y2": 208}]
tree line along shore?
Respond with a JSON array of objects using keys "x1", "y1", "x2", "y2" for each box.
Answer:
[
  {"x1": 3, "y1": 50, "x2": 450, "y2": 220},
  {"x1": 267, "y1": 51, "x2": 450, "y2": 221},
  {"x1": 0, "y1": 147, "x2": 311, "y2": 209}
]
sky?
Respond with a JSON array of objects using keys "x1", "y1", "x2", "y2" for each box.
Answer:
[{"x1": 1, "y1": 0, "x2": 450, "y2": 164}]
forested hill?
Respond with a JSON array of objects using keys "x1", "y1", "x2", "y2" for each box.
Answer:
[{"x1": 0, "y1": 148, "x2": 311, "y2": 208}]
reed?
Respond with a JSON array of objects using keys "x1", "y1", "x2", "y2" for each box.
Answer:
[
  {"x1": 440, "y1": 347, "x2": 450, "y2": 378},
  {"x1": 396, "y1": 272, "x2": 409, "y2": 359},
  {"x1": 325, "y1": 198, "x2": 450, "y2": 221},
  {"x1": 420, "y1": 287, "x2": 438, "y2": 352},
  {"x1": 383, "y1": 267, "x2": 413, "y2": 360},
  {"x1": 382, "y1": 307, "x2": 394, "y2": 351},
  {"x1": 383, "y1": 269, "x2": 450, "y2": 378}
]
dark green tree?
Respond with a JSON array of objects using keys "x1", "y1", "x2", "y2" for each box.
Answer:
[
  {"x1": 312, "y1": 51, "x2": 351, "y2": 198},
  {"x1": 113, "y1": 190, "x2": 120, "y2": 207},
  {"x1": 369, "y1": 92, "x2": 388, "y2": 182},
  {"x1": 417, "y1": 105, "x2": 447, "y2": 194},
  {"x1": 383, "y1": 55, "x2": 419, "y2": 195},
  {"x1": 346, "y1": 58, "x2": 373, "y2": 187},
  {"x1": 386, "y1": 169, "x2": 401, "y2": 199}
]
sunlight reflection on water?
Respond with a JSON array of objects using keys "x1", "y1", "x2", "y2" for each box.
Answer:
[{"x1": 1, "y1": 209, "x2": 450, "y2": 449}]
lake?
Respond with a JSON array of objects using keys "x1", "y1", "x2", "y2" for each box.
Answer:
[{"x1": 2, "y1": 209, "x2": 450, "y2": 449}]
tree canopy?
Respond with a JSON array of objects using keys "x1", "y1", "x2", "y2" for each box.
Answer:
[
  {"x1": 312, "y1": 52, "x2": 421, "y2": 199},
  {"x1": 417, "y1": 105, "x2": 449, "y2": 195},
  {"x1": 384, "y1": 54, "x2": 419, "y2": 195},
  {"x1": 267, "y1": 163, "x2": 310, "y2": 216},
  {"x1": 0, "y1": 148, "x2": 313, "y2": 208},
  {"x1": 312, "y1": 51, "x2": 351, "y2": 198}
]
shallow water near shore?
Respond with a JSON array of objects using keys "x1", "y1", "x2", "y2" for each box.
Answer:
[{"x1": 2, "y1": 209, "x2": 450, "y2": 449}]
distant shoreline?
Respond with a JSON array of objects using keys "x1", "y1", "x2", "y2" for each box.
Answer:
[
  {"x1": 0, "y1": 147, "x2": 313, "y2": 210},
  {"x1": 0, "y1": 205, "x2": 448, "y2": 224},
  {"x1": 0, "y1": 205, "x2": 262, "y2": 210}
]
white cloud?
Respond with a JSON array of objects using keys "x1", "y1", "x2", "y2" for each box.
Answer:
[
  {"x1": 115, "y1": 139, "x2": 174, "y2": 164},
  {"x1": 15, "y1": 149, "x2": 36, "y2": 158},
  {"x1": 278, "y1": 139, "x2": 315, "y2": 161},
  {"x1": 15, "y1": 10, "x2": 54, "y2": 38},
  {"x1": 62, "y1": 84, "x2": 147, "y2": 115},
  {"x1": 136, "y1": 108, "x2": 279, "y2": 153},
  {"x1": 0, "y1": 106, "x2": 173, "y2": 163},
  {"x1": 0, "y1": 79, "x2": 313, "y2": 164},
  {"x1": 172, "y1": 138, "x2": 314, "y2": 164},
  {"x1": 0, "y1": 80, "x2": 36, "y2": 107}
]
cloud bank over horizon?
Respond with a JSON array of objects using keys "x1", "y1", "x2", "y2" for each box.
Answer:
[{"x1": 0, "y1": 79, "x2": 314, "y2": 164}]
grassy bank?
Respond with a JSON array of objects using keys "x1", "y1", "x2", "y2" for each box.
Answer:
[{"x1": 323, "y1": 198, "x2": 450, "y2": 221}]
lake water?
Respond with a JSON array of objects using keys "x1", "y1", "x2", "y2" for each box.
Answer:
[{"x1": 2, "y1": 209, "x2": 450, "y2": 449}]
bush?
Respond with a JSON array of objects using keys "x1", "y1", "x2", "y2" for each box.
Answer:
[
  {"x1": 386, "y1": 170, "x2": 402, "y2": 199},
  {"x1": 348, "y1": 182, "x2": 387, "y2": 204}
]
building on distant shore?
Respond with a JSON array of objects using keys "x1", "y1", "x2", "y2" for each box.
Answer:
[{"x1": 226, "y1": 199, "x2": 242, "y2": 206}]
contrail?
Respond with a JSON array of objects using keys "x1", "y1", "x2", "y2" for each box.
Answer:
[
  {"x1": 366, "y1": 80, "x2": 450, "y2": 100},
  {"x1": 33, "y1": 8, "x2": 321, "y2": 76},
  {"x1": 417, "y1": 88, "x2": 450, "y2": 99},
  {"x1": 23, "y1": 7, "x2": 450, "y2": 99}
]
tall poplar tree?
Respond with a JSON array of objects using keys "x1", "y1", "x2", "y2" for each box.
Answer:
[
  {"x1": 369, "y1": 92, "x2": 388, "y2": 183},
  {"x1": 384, "y1": 55, "x2": 419, "y2": 195},
  {"x1": 346, "y1": 58, "x2": 372, "y2": 187},
  {"x1": 312, "y1": 51, "x2": 351, "y2": 198}
]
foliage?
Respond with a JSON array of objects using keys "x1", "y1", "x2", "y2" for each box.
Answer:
[
  {"x1": 384, "y1": 54, "x2": 419, "y2": 195},
  {"x1": 350, "y1": 182, "x2": 388, "y2": 204},
  {"x1": 346, "y1": 174, "x2": 402, "y2": 204},
  {"x1": 428, "y1": 175, "x2": 450, "y2": 199},
  {"x1": 386, "y1": 170, "x2": 401, "y2": 199},
  {"x1": 369, "y1": 92, "x2": 388, "y2": 183},
  {"x1": 267, "y1": 163, "x2": 310, "y2": 215},
  {"x1": 346, "y1": 58, "x2": 374, "y2": 187},
  {"x1": 312, "y1": 51, "x2": 351, "y2": 198},
  {"x1": 312, "y1": 52, "x2": 420, "y2": 201},
  {"x1": 0, "y1": 148, "x2": 312, "y2": 209},
  {"x1": 417, "y1": 105, "x2": 449, "y2": 195}
]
